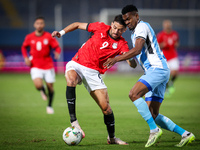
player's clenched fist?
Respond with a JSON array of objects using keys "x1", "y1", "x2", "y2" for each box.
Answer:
[{"x1": 52, "y1": 31, "x2": 61, "y2": 38}]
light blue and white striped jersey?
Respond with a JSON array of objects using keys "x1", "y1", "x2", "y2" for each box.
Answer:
[{"x1": 131, "y1": 20, "x2": 169, "y2": 72}]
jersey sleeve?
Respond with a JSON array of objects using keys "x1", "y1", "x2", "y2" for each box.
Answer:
[
  {"x1": 50, "y1": 36, "x2": 61, "y2": 54},
  {"x1": 135, "y1": 23, "x2": 148, "y2": 40},
  {"x1": 119, "y1": 41, "x2": 129, "y2": 55},
  {"x1": 174, "y1": 31, "x2": 179, "y2": 42},
  {"x1": 156, "y1": 32, "x2": 163, "y2": 43},
  {"x1": 21, "y1": 35, "x2": 30, "y2": 58},
  {"x1": 87, "y1": 22, "x2": 106, "y2": 33}
]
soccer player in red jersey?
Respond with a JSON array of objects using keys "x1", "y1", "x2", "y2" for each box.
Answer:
[
  {"x1": 157, "y1": 20, "x2": 179, "y2": 96},
  {"x1": 52, "y1": 15, "x2": 136, "y2": 144},
  {"x1": 21, "y1": 16, "x2": 61, "y2": 114}
]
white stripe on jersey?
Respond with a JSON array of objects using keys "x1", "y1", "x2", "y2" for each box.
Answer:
[{"x1": 131, "y1": 20, "x2": 169, "y2": 71}]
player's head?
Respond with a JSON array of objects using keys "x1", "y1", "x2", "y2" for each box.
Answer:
[
  {"x1": 163, "y1": 20, "x2": 172, "y2": 33},
  {"x1": 121, "y1": 5, "x2": 139, "y2": 31},
  {"x1": 34, "y1": 16, "x2": 45, "y2": 33},
  {"x1": 110, "y1": 14, "x2": 127, "y2": 39}
]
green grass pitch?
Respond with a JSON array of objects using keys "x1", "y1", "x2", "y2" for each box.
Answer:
[{"x1": 0, "y1": 73, "x2": 199, "y2": 150}]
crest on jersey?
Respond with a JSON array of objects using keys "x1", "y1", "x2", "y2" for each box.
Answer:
[
  {"x1": 31, "y1": 40, "x2": 35, "y2": 44},
  {"x1": 43, "y1": 39, "x2": 48, "y2": 45},
  {"x1": 112, "y1": 43, "x2": 117, "y2": 49}
]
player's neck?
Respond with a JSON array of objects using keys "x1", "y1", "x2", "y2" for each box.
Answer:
[
  {"x1": 164, "y1": 29, "x2": 172, "y2": 34},
  {"x1": 35, "y1": 30, "x2": 44, "y2": 36}
]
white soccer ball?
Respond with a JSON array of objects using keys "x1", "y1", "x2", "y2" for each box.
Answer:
[{"x1": 62, "y1": 126, "x2": 82, "y2": 145}]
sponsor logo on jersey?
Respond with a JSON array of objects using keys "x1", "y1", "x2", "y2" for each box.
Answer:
[
  {"x1": 112, "y1": 43, "x2": 117, "y2": 49},
  {"x1": 101, "y1": 33, "x2": 105, "y2": 38}
]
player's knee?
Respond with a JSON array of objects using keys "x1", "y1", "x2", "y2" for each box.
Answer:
[
  {"x1": 67, "y1": 79, "x2": 77, "y2": 87},
  {"x1": 129, "y1": 90, "x2": 138, "y2": 101},
  {"x1": 150, "y1": 109, "x2": 159, "y2": 119},
  {"x1": 102, "y1": 105, "x2": 112, "y2": 115},
  {"x1": 35, "y1": 85, "x2": 43, "y2": 91}
]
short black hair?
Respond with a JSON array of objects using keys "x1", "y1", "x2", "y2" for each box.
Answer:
[
  {"x1": 113, "y1": 14, "x2": 126, "y2": 27},
  {"x1": 35, "y1": 16, "x2": 45, "y2": 21},
  {"x1": 121, "y1": 5, "x2": 138, "y2": 15}
]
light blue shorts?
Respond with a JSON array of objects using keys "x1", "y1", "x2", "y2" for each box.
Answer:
[{"x1": 138, "y1": 67, "x2": 170, "y2": 103}]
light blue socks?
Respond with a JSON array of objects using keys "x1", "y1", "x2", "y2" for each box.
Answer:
[
  {"x1": 155, "y1": 114, "x2": 186, "y2": 136},
  {"x1": 133, "y1": 98, "x2": 186, "y2": 136},
  {"x1": 133, "y1": 98, "x2": 157, "y2": 130}
]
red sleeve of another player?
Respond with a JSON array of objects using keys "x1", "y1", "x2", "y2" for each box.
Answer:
[
  {"x1": 21, "y1": 35, "x2": 30, "y2": 58},
  {"x1": 175, "y1": 31, "x2": 179, "y2": 42},
  {"x1": 157, "y1": 32, "x2": 163, "y2": 43},
  {"x1": 50, "y1": 37, "x2": 61, "y2": 54},
  {"x1": 87, "y1": 22, "x2": 105, "y2": 32}
]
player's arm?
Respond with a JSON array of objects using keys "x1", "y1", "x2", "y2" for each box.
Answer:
[
  {"x1": 104, "y1": 38, "x2": 145, "y2": 69},
  {"x1": 53, "y1": 48, "x2": 61, "y2": 60},
  {"x1": 52, "y1": 22, "x2": 88, "y2": 38},
  {"x1": 21, "y1": 37, "x2": 31, "y2": 67},
  {"x1": 158, "y1": 42, "x2": 166, "y2": 49},
  {"x1": 174, "y1": 41, "x2": 179, "y2": 48},
  {"x1": 157, "y1": 33, "x2": 166, "y2": 49},
  {"x1": 49, "y1": 37, "x2": 62, "y2": 60},
  {"x1": 126, "y1": 58, "x2": 137, "y2": 68}
]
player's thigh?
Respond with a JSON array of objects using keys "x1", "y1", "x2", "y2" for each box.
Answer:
[
  {"x1": 31, "y1": 68, "x2": 44, "y2": 88},
  {"x1": 140, "y1": 67, "x2": 170, "y2": 91},
  {"x1": 44, "y1": 68, "x2": 55, "y2": 83},
  {"x1": 82, "y1": 68, "x2": 107, "y2": 93},
  {"x1": 90, "y1": 88, "x2": 111, "y2": 114},
  {"x1": 168, "y1": 58, "x2": 179, "y2": 71},
  {"x1": 30, "y1": 67, "x2": 43, "y2": 80},
  {"x1": 65, "y1": 61, "x2": 82, "y2": 87},
  {"x1": 145, "y1": 81, "x2": 167, "y2": 102},
  {"x1": 33, "y1": 78, "x2": 43, "y2": 89},
  {"x1": 129, "y1": 81, "x2": 149, "y2": 101},
  {"x1": 65, "y1": 70, "x2": 81, "y2": 87}
]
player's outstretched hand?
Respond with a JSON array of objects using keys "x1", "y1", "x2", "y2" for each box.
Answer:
[
  {"x1": 52, "y1": 31, "x2": 61, "y2": 38},
  {"x1": 103, "y1": 58, "x2": 117, "y2": 69},
  {"x1": 54, "y1": 51, "x2": 60, "y2": 60},
  {"x1": 24, "y1": 57, "x2": 31, "y2": 67}
]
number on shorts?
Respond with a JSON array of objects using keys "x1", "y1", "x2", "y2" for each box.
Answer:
[{"x1": 98, "y1": 73, "x2": 103, "y2": 84}]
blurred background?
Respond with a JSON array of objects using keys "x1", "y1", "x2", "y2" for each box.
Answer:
[{"x1": 0, "y1": 0, "x2": 200, "y2": 74}]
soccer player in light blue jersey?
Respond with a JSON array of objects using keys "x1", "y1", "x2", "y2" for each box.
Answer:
[{"x1": 104, "y1": 4, "x2": 195, "y2": 148}]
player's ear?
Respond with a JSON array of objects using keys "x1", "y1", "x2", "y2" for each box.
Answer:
[
  {"x1": 123, "y1": 27, "x2": 127, "y2": 33},
  {"x1": 33, "y1": 22, "x2": 36, "y2": 28},
  {"x1": 111, "y1": 22, "x2": 114, "y2": 27},
  {"x1": 136, "y1": 13, "x2": 139, "y2": 19}
]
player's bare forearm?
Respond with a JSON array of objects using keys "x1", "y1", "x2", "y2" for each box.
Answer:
[
  {"x1": 52, "y1": 22, "x2": 88, "y2": 38},
  {"x1": 115, "y1": 38, "x2": 144, "y2": 61},
  {"x1": 159, "y1": 42, "x2": 165, "y2": 49},
  {"x1": 104, "y1": 38, "x2": 145, "y2": 69},
  {"x1": 103, "y1": 50, "x2": 138, "y2": 69},
  {"x1": 175, "y1": 41, "x2": 179, "y2": 48},
  {"x1": 54, "y1": 51, "x2": 60, "y2": 60},
  {"x1": 127, "y1": 58, "x2": 137, "y2": 68},
  {"x1": 63, "y1": 22, "x2": 88, "y2": 33},
  {"x1": 24, "y1": 57, "x2": 31, "y2": 66}
]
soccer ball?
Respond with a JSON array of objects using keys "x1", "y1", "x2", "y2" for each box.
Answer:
[{"x1": 62, "y1": 126, "x2": 82, "y2": 145}]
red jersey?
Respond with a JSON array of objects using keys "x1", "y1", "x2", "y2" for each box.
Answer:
[
  {"x1": 21, "y1": 31, "x2": 61, "y2": 69},
  {"x1": 72, "y1": 22, "x2": 129, "y2": 74},
  {"x1": 157, "y1": 30, "x2": 179, "y2": 60}
]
